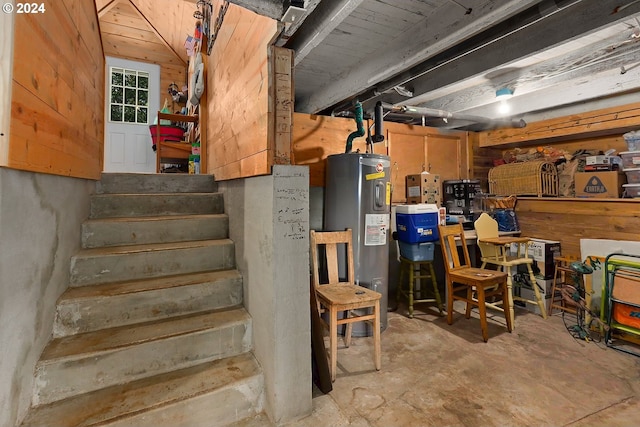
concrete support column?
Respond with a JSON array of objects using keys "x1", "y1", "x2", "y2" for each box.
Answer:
[{"x1": 220, "y1": 165, "x2": 312, "y2": 424}]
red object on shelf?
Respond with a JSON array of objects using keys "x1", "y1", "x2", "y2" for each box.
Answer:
[{"x1": 149, "y1": 125, "x2": 184, "y2": 149}]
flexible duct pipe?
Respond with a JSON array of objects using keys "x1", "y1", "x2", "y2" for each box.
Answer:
[{"x1": 379, "y1": 102, "x2": 526, "y2": 129}]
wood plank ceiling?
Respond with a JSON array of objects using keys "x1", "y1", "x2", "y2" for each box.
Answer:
[{"x1": 95, "y1": 0, "x2": 195, "y2": 67}]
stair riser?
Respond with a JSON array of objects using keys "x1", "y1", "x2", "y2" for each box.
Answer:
[
  {"x1": 54, "y1": 276, "x2": 243, "y2": 338},
  {"x1": 90, "y1": 194, "x2": 224, "y2": 219},
  {"x1": 70, "y1": 243, "x2": 235, "y2": 286},
  {"x1": 97, "y1": 173, "x2": 217, "y2": 194},
  {"x1": 103, "y1": 375, "x2": 264, "y2": 427},
  {"x1": 82, "y1": 215, "x2": 229, "y2": 248},
  {"x1": 34, "y1": 320, "x2": 252, "y2": 406}
]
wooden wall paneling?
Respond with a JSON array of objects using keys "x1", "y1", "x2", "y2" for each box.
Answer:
[
  {"x1": 102, "y1": 34, "x2": 182, "y2": 65},
  {"x1": 387, "y1": 132, "x2": 426, "y2": 203},
  {"x1": 470, "y1": 132, "x2": 502, "y2": 192},
  {"x1": 10, "y1": 84, "x2": 101, "y2": 177},
  {"x1": 64, "y1": 0, "x2": 103, "y2": 76},
  {"x1": 126, "y1": 0, "x2": 185, "y2": 62},
  {"x1": 291, "y1": 113, "x2": 372, "y2": 187},
  {"x1": 100, "y1": 2, "x2": 144, "y2": 29},
  {"x1": 97, "y1": 0, "x2": 119, "y2": 18},
  {"x1": 425, "y1": 133, "x2": 463, "y2": 180},
  {"x1": 130, "y1": 0, "x2": 194, "y2": 63},
  {"x1": 515, "y1": 199, "x2": 640, "y2": 259},
  {"x1": 199, "y1": 58, "x2": 207, "y2": 174},
  {"x1": 384, "y1": 121, "x2": 466, "y2": 202},
  {"x1": 9, "y1": 0, "x2": 103, "y2": 178},
  {"x1": 0, "y1": 7, "x2": 13, "y2": 164},
  {"x1": 206, "y1": 3, "x2": 278, "y2": 180},
  {"x1": 479, "y1": 102, "x2": 640, "y2": 148},
  {"x1": 292, "y1": 113, "x2": 469, "y2": 190},
  {"x1": 99, "y1": 20, "x2": 156, "y2": 42},
  {"x1": 161, "y1": 63, "x2": 187, "y2": 112},
  {"x1": 269, "y1": 47, "x2": 293, "y2": 166}
]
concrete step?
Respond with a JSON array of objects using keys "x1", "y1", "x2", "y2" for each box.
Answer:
[
  {"x1": 89, "y1": 192, "x2": 224, "y2": 219},
  {"x1": 69, "y1": 239, "x2": 235, "y2": 286},
  {"x1": 82, "y1": 213, "x2": 229, "y2": 248},
  {"x1": 54, "y1": 270, "x2": 243, "y2": 338},
  {"x1": 22, "y1": 353, "x2": 264, "y2": 427},
  {"x1": 96, "y1": 173, "x2": 217, "y2": 194},
  {"x1": 33, "y1": 308, "x2": 252, "y2": 406}
]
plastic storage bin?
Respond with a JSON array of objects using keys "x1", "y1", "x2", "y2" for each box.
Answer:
[
  {"x1": 619, "y1": 151, "x2": 640, "y2": 170},
  {"x1": 398, "y1": 241, "x2": 435, "y2": 261},
  {"x1": 623, "y1": 131, "x2": 640, "y2": 151},
  {"x1": 623, "y1": 168, "x2": 640, "y2": 184},
  {"x1": 623, "y1": 183, "x2": 640, "y2": 198},
  {"x1": 395, "y1": 204, "x2": 439, "y2": 243}
]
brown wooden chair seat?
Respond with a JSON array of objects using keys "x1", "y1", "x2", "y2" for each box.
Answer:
[
  {"x1": 310, "y1": 229, "x2": 381, "y2": 381},
  {"x1": 438, "y1": 223, "x2": 512, "y2": 342}
]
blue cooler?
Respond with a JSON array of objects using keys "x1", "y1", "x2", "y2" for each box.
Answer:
[
  {"x1": 396, "y1": 204, "x2": 439, "y2": 243},
  {"x1": 395, "y1": 204, "x2": 439, "y2": 261}
]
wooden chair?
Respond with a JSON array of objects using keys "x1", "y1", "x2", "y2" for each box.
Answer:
[
  {"x1": 310, "y1": 229, "x2": 381, "y2": 381},
  {"x1": 438, "y1": 223, "x2": 512, "y2": 342},
  {"x1": 474, "y1": 212, "x2": 547, "y2": 322}
]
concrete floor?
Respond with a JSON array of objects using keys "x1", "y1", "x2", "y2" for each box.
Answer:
[{"x1": 286, "y1": 301, "x2": 640, "y2": 427}]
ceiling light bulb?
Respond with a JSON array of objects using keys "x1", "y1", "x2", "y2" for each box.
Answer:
[
  {"x1": 495, "y1": 88, "x2": 513, "y2": 100},
  {"x1": 498, "y1": 100, "x2": 511, "y2": 115}
]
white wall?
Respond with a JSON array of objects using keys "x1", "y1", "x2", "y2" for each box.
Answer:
[
  {"x1": 0, "y1": 168, "x2": 94, "y2": 426},
  {"x1": 219, "y1": 165, "x2": 312, "y2": 424}
]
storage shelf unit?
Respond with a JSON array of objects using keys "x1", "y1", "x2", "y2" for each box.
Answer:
[{"x1": 602, "y1": 253, "x2": 640, "y2": 356}]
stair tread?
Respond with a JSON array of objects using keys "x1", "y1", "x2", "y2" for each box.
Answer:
[
  {"x1": 41, "y1": 308, "x2": 249, "y2": 362},
  {"x1": 61, "y1": 270, "x2": 242, "y2": 300},
  {"x1": 74, "y1": 239, "x2": 233, "y2": 257},
  {"x1": 23, "y1": 353, "x2": 260, "y2": 427},
  {"x1": 83, "y1": 213, "x2": 227, "y2": 224}
]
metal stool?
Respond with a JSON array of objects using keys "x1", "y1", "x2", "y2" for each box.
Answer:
[{"x1": 397, "y1": 256, "x2": 444, "y2": 318}]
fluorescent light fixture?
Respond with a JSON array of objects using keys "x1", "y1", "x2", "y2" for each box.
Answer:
[{"x1": 495, "y1": 88, "x2": 513, "y2": 100}]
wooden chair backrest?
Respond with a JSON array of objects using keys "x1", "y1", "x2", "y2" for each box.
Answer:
[
  {"x1": 438, "y1": 223, "x2": 472, "y2": 273},
  {"x1": 310, "y1": 229, "x2": 355, "y2": 289},
  {"x1": 474, "y1": 212, "x2": 501, "y2": 259}
]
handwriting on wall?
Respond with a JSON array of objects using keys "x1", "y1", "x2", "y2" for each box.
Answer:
[{"x1": 275, "y1": 172, "x2": 308, "y2": 241}]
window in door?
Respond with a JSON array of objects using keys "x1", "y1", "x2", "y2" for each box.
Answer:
[{"x1": 109, "y1": 67, "x2": 149, "y2": 124}]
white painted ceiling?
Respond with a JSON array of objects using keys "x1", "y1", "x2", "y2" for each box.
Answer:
[{"x1": 232, "y1": 0, "x2": 640, "y2": 130}]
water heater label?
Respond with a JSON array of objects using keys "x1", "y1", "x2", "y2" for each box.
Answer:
[
  {"x1": 386, "y1": 182, "x2": 391, "y2": 205},
  {"x1": 364, "y1": 214, "x2": 389, "y2": 246},
  {"x1": 365, "y1": 171, "x2": 385, "y2": 180}
]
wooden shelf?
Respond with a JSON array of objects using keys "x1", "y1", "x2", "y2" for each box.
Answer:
[
  {"x1": 157, "y1": 112, "x2": 198, "y2": 124},
  {"x1": 154, "y1": 113, "x2": 199, "y2": 173}
]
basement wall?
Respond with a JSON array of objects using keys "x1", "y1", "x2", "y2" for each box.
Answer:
[
  {"x1": 0, "y1": 2, "x2": 103, "y2": 424},
  {"x1": 0, "y1": 169, "x2": 94, "y2": 426},
  {"x1": 218, "y1": 165, "x2": 312, "y2": 424}
]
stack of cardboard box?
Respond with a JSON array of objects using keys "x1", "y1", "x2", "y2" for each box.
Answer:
[
  {"x1": 405, "y1": 173, "x2": 441, "y2": 205},
  {"x1": 575, "y1": 155, "x2": 626, "y2": 198}
]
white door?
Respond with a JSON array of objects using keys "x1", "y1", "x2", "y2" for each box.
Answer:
[{"x1": 104, "y1": 57, "x2": 160, "y2": 173}]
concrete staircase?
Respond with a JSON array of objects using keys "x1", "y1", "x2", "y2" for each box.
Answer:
[{"x1": 21, "y1": 173, "x2": 265, "y2": 427}]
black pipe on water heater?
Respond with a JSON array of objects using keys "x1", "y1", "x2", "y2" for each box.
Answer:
[{"x1": 372, "y1": 101, "x2": 384, "y2": 143}]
